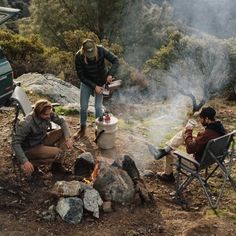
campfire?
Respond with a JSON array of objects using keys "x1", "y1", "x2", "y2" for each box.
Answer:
[
  {"x1": 51, "y1": 153, "x2": 153, "y2": 224},
  {"x1": 82, "y1": 163, "x2": 99, "y2": 184},
  {"x1": 77, "y1": 154, "x2": 154, "y2": 204},
  {"x1": 91, "y1": 162, "x2": 100, "y2": 181}
]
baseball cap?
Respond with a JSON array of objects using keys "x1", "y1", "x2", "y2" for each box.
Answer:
[{"x1": 83, "y1": 39, "x2": 96, "y2": 58}]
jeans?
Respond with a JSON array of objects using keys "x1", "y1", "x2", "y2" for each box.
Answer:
[{"x1": 80, "y1": 82, "x2": 103, "y2": 126}]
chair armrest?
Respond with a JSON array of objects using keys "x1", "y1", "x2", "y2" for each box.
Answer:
[{"x1": 173, "y1": 150, "x2": 200, "y2": 168}]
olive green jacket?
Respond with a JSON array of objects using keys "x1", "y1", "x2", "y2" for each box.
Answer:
[{"x1": 12, "y1": 112, "x2": 71, "y2": 164}]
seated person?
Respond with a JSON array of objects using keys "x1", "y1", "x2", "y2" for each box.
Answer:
[
  {"x1": 12, "y1": 99, "x2": 73, "y2": 177},
  {"x1": 148, "y1": 106, "x2": 226, "y2": 183}
]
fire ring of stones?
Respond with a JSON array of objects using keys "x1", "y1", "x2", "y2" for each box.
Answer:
[{"x1": 49, "y1": 153, "x2": 154, "y2": 224}]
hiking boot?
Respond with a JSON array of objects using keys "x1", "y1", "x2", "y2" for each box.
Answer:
[
  {"x1": 51, "y1": 162, "x2": 72, "y2": 175},
  {"x1": 156, "y1": 172, "x2": 175, "y2": 183},
  {"x1": 148, "y1": 144, "x2": 168, "y2": 160},
  {"x1": 73, "y1": 125, "x2": 86, "y2": 140}
]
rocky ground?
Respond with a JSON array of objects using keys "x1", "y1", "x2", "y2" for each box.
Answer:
[{"x1": 0, "y1": 98, "x2": 236, "y2": 236}]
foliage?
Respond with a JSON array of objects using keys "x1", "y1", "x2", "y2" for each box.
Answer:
[
  {"x1": 226, "y1": 38, "x2": 236, "y2": 89},
  {"x1": 0, "y1": 29, "x2": 75, "y2": 81},
  {"x1": 25, "y1": 0, "x2": 132, "y2": 49},
  {"x1": 143, "y1": 31, "x2": 183, "y2": 72},
  {"x1": 143, "y1": 31, "x2": 232, "y2": 110},
  {"x1": 62, "y1": 30, "x2": 99, "y2": 53},
  {"x1": 3, "y1": 0, "x2": 236, "y2": 103},
  {"x1": 54, "y1": 106, "x2": 79, "y2": 116},
  {"x1": 21, "y1": 1, "x2": 176, "y2": 67}
]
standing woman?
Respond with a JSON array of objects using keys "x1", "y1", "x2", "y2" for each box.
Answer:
[{"x1": 74, "y1": 39, "x2": 119, "y2": 139}]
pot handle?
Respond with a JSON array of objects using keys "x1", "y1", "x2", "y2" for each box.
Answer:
[{"x1": 94, "y1": 129, "x2": 105, "y2": 143}]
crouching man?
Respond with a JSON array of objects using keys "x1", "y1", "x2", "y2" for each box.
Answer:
[
  {"x1": 148, "y1": 106, "x2": 226, "y2": 183},
  {"x1": 12, "y1": 99, "x2": 73, "y2": 177}
]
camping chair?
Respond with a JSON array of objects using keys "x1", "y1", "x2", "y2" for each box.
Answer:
[
  {"x1": 9, "y1": 84, "x2": 60, "y2": 182},
  {"x1": 10, "y1": 84, "x2": 60, "y2": 130},
  {"x1": 173, "y1": 130, "x2": 236, "y2": 209}
]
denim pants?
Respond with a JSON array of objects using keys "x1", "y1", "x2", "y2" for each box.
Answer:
[{"x1": 80, "y1": 82, "x2": 103, "y2": 126}]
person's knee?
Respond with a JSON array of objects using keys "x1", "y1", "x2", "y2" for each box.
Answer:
[
  {"x1": 43, "y1": 147, "x2": 62, "y2": 159},
  {"x1": 56, "y1": 129, "x2": 63, "y2": 139}
]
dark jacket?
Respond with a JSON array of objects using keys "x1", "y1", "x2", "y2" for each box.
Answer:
[
  {"x1": 185, "y1": 120, "x2": 226, "y2": 162},
  {"x1": 75, "y1": 45, "x2": 119, "y2": 90}
]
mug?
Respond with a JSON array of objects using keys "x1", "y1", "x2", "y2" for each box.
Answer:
[{"x1": 186, "y1": 119, "x2": 197, "y2": 129}]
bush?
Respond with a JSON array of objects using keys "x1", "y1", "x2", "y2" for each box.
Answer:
[
  {"x1": 0, "y1": 29, "x2": 75, "y2": 82},
  {"x1": 55, "y1": 106, "x2": 79, "y2": 116}
]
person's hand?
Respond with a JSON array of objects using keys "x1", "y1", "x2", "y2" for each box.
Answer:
[
  {"x1": 106, "y1": 75, "x2": 113, "y2": 84},
  {"x1": 185, "y1": 119, "x2": 197, "y2": 130},
  {"x1": 95, "y1": 85, "x2": 103, "y2": 94},
  {"x1": 185, "y1": 126, "x2": 194, "y2": 131},
  {"x1": 65, "y1": 138, "x2": 73, "y2": 149},
  {"x1": 21, "y1": 161, "x2": 34, "y2": 175}
]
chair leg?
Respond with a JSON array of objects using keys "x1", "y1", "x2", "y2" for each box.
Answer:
[
  {"x1": 176, "y1": 175, "x2": 194, "y2": 196},
  {"x1": 174, "y1": 174, "x2": 195, "y2": 208},
  {"x1": 217, "y1": 157, "x2": 236, "y2": 191},
  {"x1": 198, "y1": 175, "x2": 225, "y2": 209},
  {"x1": 12, "y1": 155, "x2": 23, "y2": 185}
]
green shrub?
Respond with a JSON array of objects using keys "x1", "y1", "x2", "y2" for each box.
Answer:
[
  {"x1": 55, "y1": 106, "x2": 79, "y2": 116},
  {"x1": 0, "y1": 29, "x2": 75, "y2": 81}
]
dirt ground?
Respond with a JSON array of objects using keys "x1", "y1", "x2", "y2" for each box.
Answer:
[{"x1": 0, "y1": 98, "x2": 236, "y2": 236}]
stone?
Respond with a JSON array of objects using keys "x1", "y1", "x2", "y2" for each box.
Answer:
[
  {"x1": 102, "y1": 201, "x2": 112, "y2": 213},
  {"x1": 51, "y1": 180, "x2": 83, "y2": 197},
  {"x1": 93, "y1": 162, "x2": 135, "y2": 204},
  {"x1": 112, "y1": 154, "x2": 140, "y2": 181},
  {"x1": 56, "y1": 197, "x2": 83, "y2": 224},
  {"x1": 15, "y1": 73, "x2": 105, "y2": 114},
  {"x1": 83, "y1": 188, "x2": 103, "y2": 218},
  {"x1": 135, "y1": 179, "x2": 154, "y2": 204},
  {"x1": 74, "y1": 152, "x2": 95, "y2": 177},
  {"x1": 112, "y1": 156, "x2": 154, "y2": 205}
]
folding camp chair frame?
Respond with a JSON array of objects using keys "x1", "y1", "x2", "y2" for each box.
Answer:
[{"x1": 173, "y1": 130, "x2": 236, "y2": 209}]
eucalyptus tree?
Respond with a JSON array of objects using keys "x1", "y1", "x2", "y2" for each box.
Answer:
[
  {"x1": 28, "y1": 0, "x2": 133, "y2": 49},
  {"x1": 144, "y1": 33, "x2": 230, "y2": 112}
]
